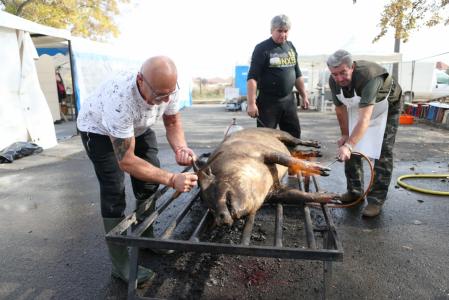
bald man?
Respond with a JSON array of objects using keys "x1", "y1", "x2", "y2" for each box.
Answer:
[{"x1": 77, "y1": 56, "x2": 197, "y2": 284}]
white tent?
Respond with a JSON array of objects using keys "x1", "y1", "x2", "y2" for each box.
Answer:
[
  {"x1": 0, "y1": 11, "x2": 70, "y2": 150},
  {"x1": 0, "y1": 11, "x2": 194, "y2": 152},
  {"x1": 68, "y1": 37, "x2": 193, "y2": 111}
]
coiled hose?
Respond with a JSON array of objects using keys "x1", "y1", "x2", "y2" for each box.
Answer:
[
  {"x1": 308, "y1": 151, "x2": 375, "y2": 209},
  {"x1": 397, "y1": 174, "x2": 449, "y2": 196}
]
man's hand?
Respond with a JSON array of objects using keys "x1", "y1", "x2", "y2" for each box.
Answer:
[
  {"x1": 169, "y1": 172, "x2": 198, "y2": 192},
  {"x1": 175, "y1": 147, "x2": 196, "y2": 166},
  {"x1": 247, "y1": 103, "x2": 259, "y2": 118},
  {"x1": 337, "y1": 144, "x2": 352, "y2": 161},
  {"x1": 302, "y1": 94, "x2": 310, "y2": 110}
]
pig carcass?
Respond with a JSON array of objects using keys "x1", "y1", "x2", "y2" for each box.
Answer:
[{"x1": 196, "y1": 128, "x2": 337, "y2": 226}]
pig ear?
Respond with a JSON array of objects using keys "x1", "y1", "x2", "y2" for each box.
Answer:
[
  {"x1": 193, "y1": 157, "x2": 208, "y2": 172},
  {"x1": 198, "y1": 167, "x2": 215, "y2": 190},
  {"x1": 199, "y1": 167, "x2": 215, "y2": 181},
  {"x1": 204, "y1": 166, "x2": 214, "y2": 176},
  {"x1": 198, "y1": 167, "x2": 215, "y2": 183}
]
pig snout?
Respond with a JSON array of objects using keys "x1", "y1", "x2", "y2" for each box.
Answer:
[{"x1": 215, "y1": 202, "x2": 234, "y2": 226}]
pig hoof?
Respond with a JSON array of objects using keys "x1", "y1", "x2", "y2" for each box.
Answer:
[{"x1": 320, "y1": 170, "x2": 330, "y2": 176}]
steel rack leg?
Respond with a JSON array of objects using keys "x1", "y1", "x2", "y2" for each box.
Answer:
[
  {"x1": 322, "y1": 231, "x2": 333, "y2": 300},
  {"x1": 128, "y1": 246, "x2": 139, "y2": 300}
]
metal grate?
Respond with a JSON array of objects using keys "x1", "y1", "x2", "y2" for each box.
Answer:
[{"x1": 106, "y1": 162, "x2": 343, "y2": 300}]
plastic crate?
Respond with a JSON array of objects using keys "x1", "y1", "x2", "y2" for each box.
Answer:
[{"x1": 399, "y1": 114, "x2": 414, "y2": 125}]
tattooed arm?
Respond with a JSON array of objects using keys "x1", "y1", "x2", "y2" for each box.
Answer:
[
  {"x1": 110, "y1": 136, "x2": 173, "y2": 187},
  {"x1": 111, "y1": 137, "x2": 198, "y2": 192},
  {"x1": 110, "y1": 135, "x2": 198, "y2": 192}
]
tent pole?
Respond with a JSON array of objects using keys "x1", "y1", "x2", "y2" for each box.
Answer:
[{"x1": 67, "y1": 39, "x2": 78, "y2": 122}]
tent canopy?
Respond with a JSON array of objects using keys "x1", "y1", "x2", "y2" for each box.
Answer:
[
  {"x1": 0, "y1": 10, "x2": 71, "y2": 40},
  {"x1": 0, "y1": 11, "x2": 68, "y2": 150}
]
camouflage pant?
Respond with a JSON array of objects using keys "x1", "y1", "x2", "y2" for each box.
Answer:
[{"x1": 345, "y1": 100, "x2": 400, "y2": 205}]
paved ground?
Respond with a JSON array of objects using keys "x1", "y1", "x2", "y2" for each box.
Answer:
[{"x1": 1, "y1": 104, "x2": 448, "y2": 299}]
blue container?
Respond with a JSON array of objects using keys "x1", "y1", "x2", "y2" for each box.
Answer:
[{"x1": 234, "y1": 65, "x2": 249, "y2": 96}]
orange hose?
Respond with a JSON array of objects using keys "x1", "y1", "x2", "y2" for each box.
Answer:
[{"x1": 307, "y1": 151, "x2": 374, "y2": 209}]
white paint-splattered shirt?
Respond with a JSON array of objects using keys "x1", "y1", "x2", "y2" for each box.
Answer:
[{"x1": 77, "y1": 71, "x2": 179, "y2": 138}]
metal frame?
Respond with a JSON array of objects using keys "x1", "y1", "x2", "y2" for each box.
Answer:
[{"x1": 105, "y1": 166, "x2": 343, "y2": 300}]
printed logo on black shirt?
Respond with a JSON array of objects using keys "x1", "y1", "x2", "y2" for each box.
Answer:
[{"x1": 269, "y1": 49, "x2": 296, "y2": 68}]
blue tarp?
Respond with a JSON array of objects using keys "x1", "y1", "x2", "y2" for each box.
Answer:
[
  {"x1": 37, "y1": 47, "x2": 68, "y2": 56},
  {"x1": 235, "y1": 65, "x2": 249, "y2": 96}
]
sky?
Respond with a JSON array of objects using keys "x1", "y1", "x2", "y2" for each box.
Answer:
[{"x1": 112, "y1": 0, "x2": 449, "y2": 78}]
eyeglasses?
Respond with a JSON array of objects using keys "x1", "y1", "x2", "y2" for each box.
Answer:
[{"x1": 139, "y1": 72, "x2": 179, "y2": 103}]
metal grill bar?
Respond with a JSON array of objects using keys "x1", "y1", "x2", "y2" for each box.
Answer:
[
  {"x1": 304, "y1": 175, "x2": 311, "y2": 192},
  {"x1": 322, "y1": 204, "x2": 343, "y2": 251},
  {"x1": 108, "y1": 188, "x2": 170, "y2": 237},
  {"x1": 303, "y1": 205, "x2": 317, "y2": 249},
  {"x1": 297, "y1": 173, "x2": 304, "y2": 191},
  {"x1": 274, "y1": 203, "x2": 283, "y2": 247},
  {"x1": 110, "y1": 214, "x2": 138, "y2": 236},
  {"x1": 311, "y1": 175, "x2": 321, "y2": 192},
  {"x1": 189, "y1": 210, "x2": 212, "y2": 242},
  {"x1": 160, "y1": 191, "x2": 201, "y2": 239},
  {"x1": 132, "y1": 190, "x2": 180, "y2": 238},
  {"x1": 106, "y1": 235, "x2": 343, "y2": 261}
]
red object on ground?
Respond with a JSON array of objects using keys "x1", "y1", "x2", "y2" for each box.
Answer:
[{"x1": 399, "y1": 114, "x2": 414, "y2": 125}]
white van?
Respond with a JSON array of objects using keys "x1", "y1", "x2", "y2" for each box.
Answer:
[{"x1": 398, "y1": 61, "x2": 449, "y2": 102}]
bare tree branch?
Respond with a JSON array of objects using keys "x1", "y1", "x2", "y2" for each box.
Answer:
[{"x1": 16, "y1": 0, "x2": 33, "y2": 15}]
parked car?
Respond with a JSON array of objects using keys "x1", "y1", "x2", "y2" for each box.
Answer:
[{"x1": 225, "y1": 96, "x2": 247, "y2": 111}]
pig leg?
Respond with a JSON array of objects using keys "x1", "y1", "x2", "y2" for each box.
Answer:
[
  {"x1": 264, "y1": 152, "x2": 330, "y2": 176},
  {"x1": 268, "y1": 186, "x2": 340, "y2": 204},
  {"x1": 275, "y1": 131, "x2": 321, "y2": 148},
  {"x1": 290, "y1": 149, "x2": 322, "y2": 159}
]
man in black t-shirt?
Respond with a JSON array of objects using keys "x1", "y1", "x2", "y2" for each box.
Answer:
[{"x1": 246, "y1": 14, "x2": 309, "y2": 138}]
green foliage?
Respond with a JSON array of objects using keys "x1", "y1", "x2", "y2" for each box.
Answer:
[
  {"x1": 373, "y1": 0, "x2": 449, "y2": 43},
  {"x1": 0, "y1": 0, "x2": 129, "y2": 41},
  {"x1": 192, "y1": 85, "x2": 226, "y2": 100}
]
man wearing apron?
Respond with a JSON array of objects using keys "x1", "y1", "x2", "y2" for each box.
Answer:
[{"x1": 327, "y1": 50, "x2": 402, "y2": 217}]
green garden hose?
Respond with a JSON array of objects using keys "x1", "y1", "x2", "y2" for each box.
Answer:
[{"x1": 397, "y1": 174, "x2": 449, "y2": 196}]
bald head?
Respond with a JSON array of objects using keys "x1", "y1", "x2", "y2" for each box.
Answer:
[
  {"x1": 140, "y1": 56, "x2": 177, "y2": 90},
  {"x1": 136, "y1": 56, "x2": 179, "y2": 105}
]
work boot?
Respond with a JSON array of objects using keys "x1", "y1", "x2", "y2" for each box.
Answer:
[
  {"x1": 340, "y1": 191, "x2": 363, "y2": 203},
  {"x1": 362, "y1": 203, "x2": 382, "y2": 217},
  {"x1": 103, "y1": 217, "x2": 155, "y2": 284}
]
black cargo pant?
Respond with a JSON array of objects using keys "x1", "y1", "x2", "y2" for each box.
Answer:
[
  {"x1": 345, "y1": 98, "x2": 401, "y2": 206},
  {"x1": 80, "y1": 129, "x2": 160, "y2": 218},
  {"x1": 256, "y1": 92, "x2": 301, "y2": 138}
]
